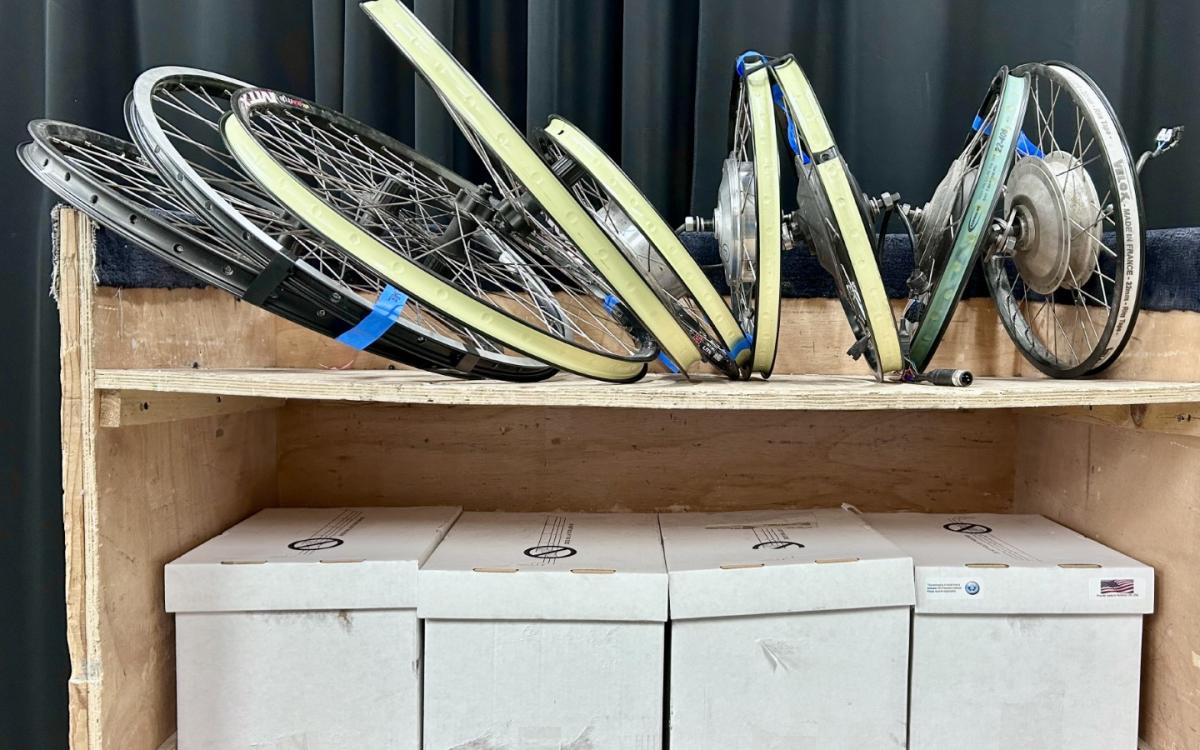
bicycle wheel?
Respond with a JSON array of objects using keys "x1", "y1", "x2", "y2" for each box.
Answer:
[
  {"x1": 223, "y1": 88, "x2": 658, "y2": 382},
  {"x1": 693, "y1": 51, "x2": 782, "y2": 377},
  {"x1": 359, "y1": 0, "x2": 693, "y2": 378},
  {"x1": 771, "y1": 56, "x2": 903, "y2": 378},
  {"x1": 126, "y1": 66, "x2": 553, "y2": 382},
  {"x1": 903, "y1": 68, "x2": 1029, "y2": 372},
  {"x1": 534, "y1": 116, "x2": 750, "y2": 379},
  {"x1": 20, "y1": 120, "x2": 474, "y2": 377},
  {"x1": 983, "y1": 61, "x2": 1144, "y2": 377}
]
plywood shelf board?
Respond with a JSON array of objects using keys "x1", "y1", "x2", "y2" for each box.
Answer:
[{"x1": 94, "y1": 368, "x2": 1200, "y2": 412}]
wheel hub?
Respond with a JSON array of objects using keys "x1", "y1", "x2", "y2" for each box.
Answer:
[
  {"x1": 713, "y1": 156, "x2": 757, "y2": 321},
  {"x1": 1044, "y1": 150, "x2": 1102, "y2": 289},
  {"x1": 918, "y1": 156, "x2": 977, "y2": 269},
  {"x1": 594, "y1": 203, "x2": 685, "y2": 297},
  {"x1": 1005, "y1": 156, "x2": 1071, "y2": 294}
]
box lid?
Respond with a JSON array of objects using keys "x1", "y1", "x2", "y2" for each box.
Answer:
[
  {"x1": 418, "y1": 512, "x2": 668, "y2": 622},
  {"x1": 166, "y1": 507, "x2": 461, "y2": 613},
  {"x1": 863, "y1": 513, "x2": 1154, "y2": 614},
  {"x1": 659, "y1": 508, "x2": 915, "y2": 619}
]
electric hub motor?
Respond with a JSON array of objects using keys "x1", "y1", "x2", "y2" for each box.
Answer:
[
  {"x1": 983, "y1": 61, "x2": 1180, "y2": 377},
  {"x1": 900, "y1": 61, "x2": 1180, "y2": 378},
  {"x1": 713, "y1": 156, "x2": 758, "y2": 336}
]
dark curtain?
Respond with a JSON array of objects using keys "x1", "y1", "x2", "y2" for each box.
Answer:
[{"x1": 2, "y1": 1, "x2": 1196, "y2": 746}]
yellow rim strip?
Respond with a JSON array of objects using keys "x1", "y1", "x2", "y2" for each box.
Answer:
[
  {"x1": 773, "y1": 58, "x2": 903, "y2": 373},
  {"x1": 544, "y1": 117, "x2": 744, "y2": 360},
  {"x1": 361, "y1": 0, "x2": 697, "y2": 371},
  {"x1": 745, "y1": 65, "x2": 781, "y2": 375},
  {"x1": 222, "y1": 114, "x2": 644, "y2": 382}
]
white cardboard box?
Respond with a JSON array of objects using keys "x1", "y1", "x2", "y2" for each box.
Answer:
[
  {"x1": 165, "y1": 506, "x2": 461, "y2": 750},
  {"x1": 864, "y1": 512, "x2": 1154, "y2": 750},
  {"x1": 660, "y1": 508, "x2": 915, "y2": 749},
  {"x1": 419, "y1": 511, "x2": 668, "y2": 750}
]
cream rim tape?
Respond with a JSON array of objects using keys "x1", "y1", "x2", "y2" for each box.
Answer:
[
  {"x1": 773, "y1": 59, "x2": 903, "y2": 373},
  {"x1": 745, "y1": 64, "x2": 782, "y2": 375}
]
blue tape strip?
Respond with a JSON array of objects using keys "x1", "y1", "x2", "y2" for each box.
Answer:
[
  {"x1": 729, "y1": 336, "x2": 752, "y2": 358},
  {"x1": 658, "y1": 352, "x2": 681, "y2": 373},
  {"x1": 972, "y1": 114, "x2": 1044, "y2": 158},
  {"x1": 603, "y1": 293, "x2": 620, "y2": 314},
  {"x1": 736, "y1": 50, "x2": 767, "y2": 78},
  {"x1": 335, "y1": 285, "x2": 409, "y2": 350},
  {"x1": 771, "y1": 84, "x2": 810, "y2": 165}
]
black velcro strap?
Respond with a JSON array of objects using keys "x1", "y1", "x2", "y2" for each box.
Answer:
[{"x1": 244, "y1": 252, "x2": 297, "y2": 305}]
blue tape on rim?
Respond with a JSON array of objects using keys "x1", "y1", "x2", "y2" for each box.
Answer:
[
  {"x1": 603, "y1": 293, "x2": 620, "y2": 314},
  {"x1": 729, "y1": 336, "x2": 752, "y2": 358},
  {"x1": 771, "y1": 84, "x2": 810, "y2": 165},
  {"x1": 736, "y1": 50, "x2": 767, "y2": 77},
  {"x1": 335, "y1": 285, "x2": 409, "y2": 350},
  {"x1": 658, "y1": 352, "x2": 681, "y2": 373},
  {"x1": 972, "y1": 114, "x2": 1044, "y2": 158}
]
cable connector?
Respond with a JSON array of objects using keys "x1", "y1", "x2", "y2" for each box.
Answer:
[
  {"x1": 901, "y1": 367, "x2": 973, "y2": 387},
  {"x1": 1136, "y1": 125, "x2": 1184, "y2": 175}
]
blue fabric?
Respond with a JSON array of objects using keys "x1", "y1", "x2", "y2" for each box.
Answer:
[
  {"x1": 334, "y1": 285, "x2": 409, "y2": 350},
  {"x1": 90, "y1": 224, "x2": 1200, "y2": 313}
]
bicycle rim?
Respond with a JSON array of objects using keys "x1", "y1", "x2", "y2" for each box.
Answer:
[
  {"x1": 223, "y1": 89, "x2": 653, "y2": 382},
  {"x1": 984, "y1": 61, "x2": 1143, "y2": 377},
  {"x1": 907, "y1": 70, "x2": 1029, "y2": 371},
  {"x1": 771, "y1": 57, "x2": 903, "y2": 376}
]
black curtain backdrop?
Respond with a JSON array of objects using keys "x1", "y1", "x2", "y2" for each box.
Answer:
[{"x1": 1, "y1": 1, "x2": 1196, "y2": 746}]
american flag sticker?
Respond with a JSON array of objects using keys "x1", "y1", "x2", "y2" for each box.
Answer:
[
  {"x1": 1101, "y1": 579, "x2": 1135, "y2": 594},
  {"x1": 1092, "y1": 577, "x2": 1142, "y2": 598}
]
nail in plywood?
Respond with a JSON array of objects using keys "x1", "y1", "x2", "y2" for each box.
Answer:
[
  {"x1": 98, "y1": 390, "x2": 282, "y2": 428},
  {"x1": 276, "y1": 402, "x2": 1015, "y2": 513},
  {"x1": 1014, "y1": 415, "x2": 1200, "y2": 750}
]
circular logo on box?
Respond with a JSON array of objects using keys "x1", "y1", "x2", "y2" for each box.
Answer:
[
  {"x1": 943, "y1": 522, "x2": 993, "y2": 535},
  {"x1": 523, "y1": 545, "x2": 577, "y2": 560},
  {"x1": 965, "y1": 580, "x2": 981, "y2": 596},
  {"x1": 287, "y1": 537, "x2": 344, "y2": 551},
  {"x1": 752, "y1": 540, "x2": 805, "y2": 550}
]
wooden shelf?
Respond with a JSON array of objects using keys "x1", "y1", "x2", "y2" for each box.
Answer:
[{"x1": 93, "y1": 368, "x2": 1200, "y2": 412}]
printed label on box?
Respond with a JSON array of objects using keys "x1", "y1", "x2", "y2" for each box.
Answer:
[
  {"x1": 1090, "y1": 577, "x2": 1144, "y2": 599},
  {"x1": 924, "y1": 578, "x2": 985, "y2": 599},
  {"x1": 286, "y1": 509, "x2": 366, "y2": 554},
  {"x1": 941, "y1": 518, "x2": 1037, "y2": 561},
  {"x1": 522, "y1": 515, "x2": 578, "y2": 566}
]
